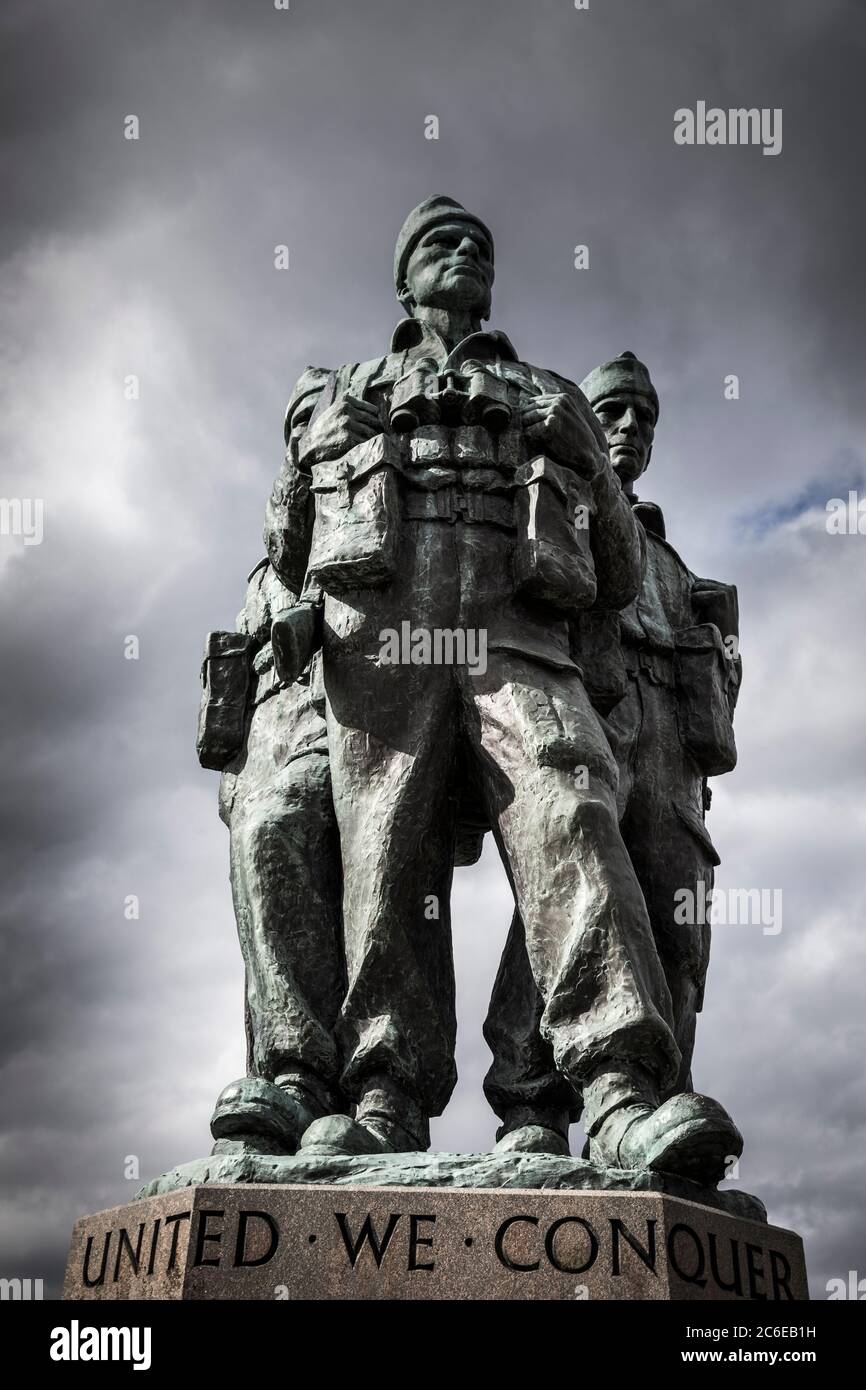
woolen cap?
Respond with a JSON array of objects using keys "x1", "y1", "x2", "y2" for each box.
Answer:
[
  {"x1": 580, "y1": 351, "x2": 659, "y2": 419},
  {"x1": 394, "y1": 195, "x2": 493, "y2": 292}
]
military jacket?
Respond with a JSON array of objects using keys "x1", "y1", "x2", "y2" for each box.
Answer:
[{"x1": 266, "y1": 320, "x2": 644, "y2": 675}]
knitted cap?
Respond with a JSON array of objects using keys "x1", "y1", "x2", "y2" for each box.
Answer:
[
  {"x1": 394, "y1": 195, "x2": 493, "y2": 292},
  {"x1": 580, "y1": 351, "x2": 659, "y2": 419}
]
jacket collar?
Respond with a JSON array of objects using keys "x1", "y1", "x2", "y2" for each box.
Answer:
[
  {"x1": 390, "y1": 317, "x2": 520, "y2": 370},
  {"x1": 631, "y1": 495, "x2": 667, "y2": 540}
]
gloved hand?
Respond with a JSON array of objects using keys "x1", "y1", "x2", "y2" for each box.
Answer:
[
  {"x1": 271, "y1": 605, "x2": 323, "y2": 685},
  {"x1": 522, "y1": 392, "x2": 604, "y2": 479}
]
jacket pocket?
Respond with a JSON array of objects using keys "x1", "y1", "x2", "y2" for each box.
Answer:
[
  {"x1": 513, "y1": 455, "x2": 597, "y2": 615},
  {"x1": 196, "y1": 631, "x2": 252, "y2": 770},
  {"x1": 674, "y1": 623, "x2": 738, "y2": 776},
  {"x1": 307, "y1": 434, "x2": 401, "y2": 593}
]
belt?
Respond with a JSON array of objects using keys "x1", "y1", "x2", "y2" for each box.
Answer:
[{"x1": 403, "y1": 485, "x2": 515, "y2": 529}]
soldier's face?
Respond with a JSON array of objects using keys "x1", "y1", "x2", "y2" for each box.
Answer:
[
  {"x1": 593, "y1": 391, "x2": 656, "y2": 485},
  {"x1": 404, "y1": 220, "x2": 494, "y2": 317},
  {"x1": 287, "y1": 398, "x2": 317, "y2": 446}
]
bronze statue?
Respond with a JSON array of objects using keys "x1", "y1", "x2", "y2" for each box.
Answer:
[
  {"x1": 484, "y1": 351, "x2": 742, "y2": 1165},
  {"x1": 198, "y1": 198, "x2": 744, "y2": 1187}
]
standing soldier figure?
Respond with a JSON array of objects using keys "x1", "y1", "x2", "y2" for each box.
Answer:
[
  {"x1": 198, "y1": 371, "x2": 347, "y2": 1156},
  {"x1": 485, "y1": 352, "x2": 742, "y2": 1163},
  {"x1": 273, "y1": 197, "x2": 742, "y2": 1183}
]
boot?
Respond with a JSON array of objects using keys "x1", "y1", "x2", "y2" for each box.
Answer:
[
  {"x1": 300, "y1": 1074, "x2": 429, "y2": 1156},
  {"x1": 583, "y1": 1067, "x2": 742, "y2": 1186},
  {"x1": 493, "y1": 1104, "x2": 571, "y2": 1156},
  {"x1": 210, "y1": 1076, "x2": 316, "y2": 1157}
]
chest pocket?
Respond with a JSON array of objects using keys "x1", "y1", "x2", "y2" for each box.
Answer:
[
  {"x1": 307, "y1": 434, "x2": 403, "y2": 594},
  {"x1": 513, "y1": 455, "x2": 597, "y2": 615},
  {"x1": 674, "y1": 623, "x2": 738, "y2": 776}
]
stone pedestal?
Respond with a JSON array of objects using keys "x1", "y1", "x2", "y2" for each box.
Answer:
[{"x1": 63, "y1": 1183, "x2": 808, "y2": 1301}]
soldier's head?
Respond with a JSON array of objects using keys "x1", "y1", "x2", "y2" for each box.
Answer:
[
  {"x1": 394, "y1": 196, "x2": 494, "y2": 322},
  {"x1": 283, "y1": 366, "x2": 332, "y2": 447},
  {"x1": 580, "y1": 351, "x2": 659, "y2": 489}
]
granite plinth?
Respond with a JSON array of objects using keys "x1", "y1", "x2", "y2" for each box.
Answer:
[{"x1": 63, "y1": 1180, "x2": 808, "y2": 1301}]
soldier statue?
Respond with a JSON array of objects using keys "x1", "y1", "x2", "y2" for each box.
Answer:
[
  {"x1": 222, "y1": 195, "x2": 743, "y2": 1184},
  {"x1": 197, "y1": 372, "x2": 347, "y2": 1157},
  {"x1": 484, "y1": 351, "x2": 742, "y2": 1165},
  {"x1": 199, "y1": 360, "x2": 511, "y2": 1159}
]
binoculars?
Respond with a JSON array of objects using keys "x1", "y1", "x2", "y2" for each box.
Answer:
[{"x1": 389, "y1": 361, "x2": 512, "y2": 434}]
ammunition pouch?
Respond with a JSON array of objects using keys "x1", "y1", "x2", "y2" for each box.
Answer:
[
  {"x1": 690, "y1": 579, "x2": 739, "y2": 647},
  {"x1": 513, "y1": 455, "x2": 597, "y2": 616},
  {"x1": 196, "y1": 631, "x2": 253, "y2": 771},
  {"x1": 674, "y1": 623, "x2": 738, "y2": 776},
  {"x1": 307, "y1": 434, "x2": 402, "y2": 594}
]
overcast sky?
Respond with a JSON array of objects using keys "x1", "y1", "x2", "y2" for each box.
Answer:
[{"x1": 1, "y1": 0, "x2": 864, "y2": 1300}]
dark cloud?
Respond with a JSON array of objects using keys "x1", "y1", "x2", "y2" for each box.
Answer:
[{"x1": 1, "y1": 0, "x2": 864, "y2": 1300}]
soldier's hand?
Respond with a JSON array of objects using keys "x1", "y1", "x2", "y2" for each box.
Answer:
[
  {"x1": 271, "y1": 605, "x2": 322, "y2": 685},
  {"x1": 522, "y1": 392, "x2": 603, "y2": 479},
  {"x1": 299, "y1": 395, "x2": 381, "y2": 466}
]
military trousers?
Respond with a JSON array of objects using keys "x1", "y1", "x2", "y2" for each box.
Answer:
[
  {"x1": 611, "y1": 673, "x2": 715, "y2": 1096},
  {"x1": 219, "y1": 670, "x2": 345, "y2": 1114},
  {"x1": 484, "y1": 669, "x2": 715, "y2": 1120},
  {"x1": 324, "y1": 631, "x2": 681, "y2": 1121}
]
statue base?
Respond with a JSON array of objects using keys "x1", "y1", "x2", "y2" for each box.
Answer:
[
  {"x1": 63, "y1": 1159, "x2": 808, "y2": 1300},
  {"x1": 135, "y1": 1146, "x2": 767, "y2": 1220}
]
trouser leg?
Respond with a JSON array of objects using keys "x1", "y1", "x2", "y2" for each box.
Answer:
[
  {"x1": 226, "y1": 744, "x2": 345, "y2": 1113},
  {"x1": 621, "y1": 800, "x2": 714, "y2": 1099},
  {"x1": 327, "y1": 663, "x2": 459, "y2": 1131},
  {"x1": 220, "y1": 676, "x2": 345, "y2": 1117},
  {"x1": 483, "y1": 906, "x2": 577, "y2": 1129},
  {"x1": 486, "y1": 818, "x2": 715, "y2": 1111},
  {"x1": 466, "y1": 655, "x2": 680, "y2": 1102}
]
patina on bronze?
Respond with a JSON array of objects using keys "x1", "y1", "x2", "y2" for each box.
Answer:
[
  {"x1": 193, "y1": 196, "x2": 746, "y2": 1187},
  {"x1": 485, "y1": 351, "x2": 742, "y2": 1161}
]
